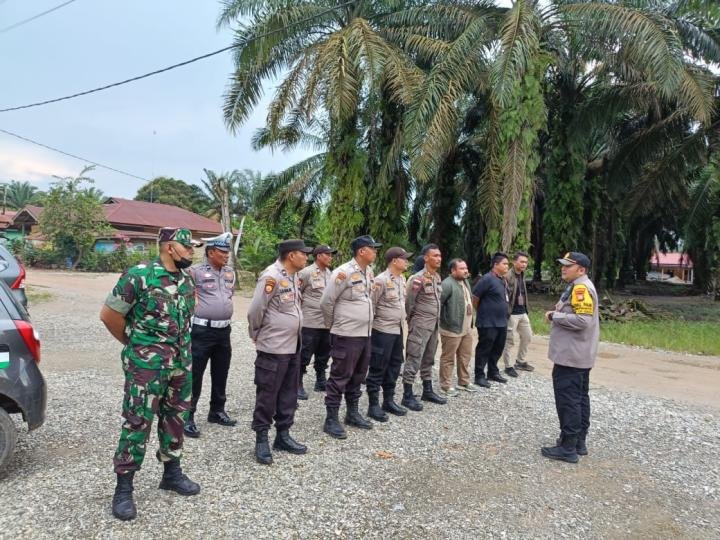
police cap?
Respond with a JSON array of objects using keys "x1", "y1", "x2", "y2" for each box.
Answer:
[
  {"x1": 313, "y1": 245, "x2": 338, "y2": 256},
  {"x1": 202, "y1": 232, "x2": 232, "y2": 251},
  {"x1": 351, "y1": 235, "x2": 382, "y2": 253},
  {"x1": 384, "y1": 247, "x2": 413, "y2": 264},
  {"x1": 557, "y1": 251, "x2": 591, "y2": 269},
  {"x1": 278, "y1": 239, "x2": 313, "y2": 256}
]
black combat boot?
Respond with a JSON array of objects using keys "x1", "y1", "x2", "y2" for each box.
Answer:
[
  {"x1": 111, "y1": 472, "x2": 137, "y2": 521},
  {"x1": 541, "y1": 436, "x2": 579, "y2": 464},
  {"x1": 183, "y1": 412, "x2": 200, "y2": 438},
  {"x1": 273, "y1": 429, "x2": 308, "y2": 454},
  {"x1": 382, "y1": 389, "x2": 407, "y2": 416},
  {"x1": 323, "y1": 406, "x2": 347, "y2": 439},
  {"x1": 314, "y1": 368, "x2": 327, "y2": 392},
  {"x1": 255, "y1": 430, "x2": 273, "y2": 465},
  {"x1": 345, "y1": 400, "x2": 372, "y2": 429},
  {"x1": 158, "y1": 460, "x2": 201, "y2": 495},
  {"x1": 401, "y1": 383, "x2": 423, "y2": 411},
  {"x1": 297, "y1": 376, "x2": 309, "y2": 400},
  {"x1": 555, "y1": 434, "x2": 588, "y2": 456},
  {"x1": 366, "y1": 390, "x2": 388, "y2": 422},
  {"x1": 421, "y1": 380, "x2": 447, "y2": 405}
]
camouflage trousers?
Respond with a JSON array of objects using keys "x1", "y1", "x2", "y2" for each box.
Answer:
[{"x1": 113, "y1": 364, "x2": 192, "y2": 474}]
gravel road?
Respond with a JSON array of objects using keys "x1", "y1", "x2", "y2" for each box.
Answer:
[{"x1": 1, "y1": 271, "x2": 718, "y2": 539}]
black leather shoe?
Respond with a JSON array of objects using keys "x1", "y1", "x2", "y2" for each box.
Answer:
[
  {"x1": 323, "y1": 406, "x2": 347, "y2": 439},
  {"x1": 112, "y1": 472, "x2": 137, "y2": 521},
  {"x1": 297, "y1": 383, "x2": 309, "y2": 400},
  {"x1": 474, "y1": 377, "x2": 491, "y2": 388},
  {"x1": 207, "y1": 411, "x2": 237, "y2": 426},
  {"x1": 541, "y1": 445, "x2": 578, "y2": 463},
  {"x1": 184, "y1": 414, "x2": 200, "y2": 438},
  {"x1": 421, "y1": 380, "x2": 447, "y2": 404},
  {"x1": 504, "y1": 367, "x2": 519, "y2": 378},
  {"x1": 488, "y1": 374, "x2": 508, "y2": 384},
  {"x1": 515, "y1": 361, "x2": 535, "y2": 372},
  {"x1": 273, "y1": 430, "x2": 308, "y2": 454},
  {"x1": 345, "y1": 401, "x2": 372, "y2": 429},
  {"x1": 158, "y1": 461, "x2": 201, "y2": 495},
  {"x1": 401, "y1": 383, "x2": 423, "y2": 411},
  {"x1": 255, "y1": 430, "x2": 273, "y2": 465}
]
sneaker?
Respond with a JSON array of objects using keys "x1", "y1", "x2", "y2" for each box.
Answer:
[
  {"x1": 515, "y1": 361, "x2": 535, "y2": 372},
  {"x1": 457, "y1": 383, "x2": 479, "y2": 393},
  {"x1": 504, "y1": 367, "x2": 519, "y2": 378},
  {"x1": 441, "y1": 387, "x2": 459, "y2": 397}
]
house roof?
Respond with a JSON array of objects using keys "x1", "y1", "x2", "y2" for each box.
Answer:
[
  {"x1": 12, "y1": 199, "x2": 223, "y2": 236},
  {"x1": 0, "y1": 211, "x2": 18, "y2": 229},
  {"x1": 650, "y1": 252, "x2": 693, "y2": 268},
  {"x1": 103, "y1": 198, "x2": 222, "y2": 235}
]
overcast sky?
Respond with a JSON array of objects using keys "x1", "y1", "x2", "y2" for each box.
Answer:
[{"x1": 0, "y1": 0, "x2": 312, "y2": 198}]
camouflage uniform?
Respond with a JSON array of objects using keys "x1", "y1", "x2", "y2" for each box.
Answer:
[{"x1": 105, "y1": 259, "x2": 196, "y2": 474}]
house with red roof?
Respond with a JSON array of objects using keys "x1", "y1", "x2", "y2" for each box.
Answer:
[
  {"x1": 12, "y1": 198, "x2": 222, "y2": 253},
  {"x1": 649, "y1": 252, "x2": 694, "y2": 284}
]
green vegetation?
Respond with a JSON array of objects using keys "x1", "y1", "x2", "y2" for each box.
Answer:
[
  {"x1": 528, "y1": 298, "x2": 720, "y2": 355},
  {"x1": 25, "y1": 287, "x2": 53, "y2": 304}
]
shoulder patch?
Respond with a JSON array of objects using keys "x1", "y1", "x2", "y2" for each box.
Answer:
[
  {"x1": 264, "y1": 277, "x2": 276, "y2": 294},
  {"x1": 570, "y1": 284, "x2": 594, "y2": 315},
  {"x1": 336, "y1": 271, "x2": 347, "y2": 283}
]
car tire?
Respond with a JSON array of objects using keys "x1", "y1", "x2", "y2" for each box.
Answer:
[{"x1": 0, "y1": 407, "x2": 17, "y2": 472}]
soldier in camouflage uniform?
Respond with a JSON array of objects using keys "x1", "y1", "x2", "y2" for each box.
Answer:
[{"x1": 100, "y1": 227, "x2": 203, "y2": 521}]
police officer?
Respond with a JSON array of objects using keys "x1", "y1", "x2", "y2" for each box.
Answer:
[
  {"x1": 366, "y1": 246, "x2": 413, "y2": 421},
  {"x1": 401, "y1": 243, "x2": 447, "y2": 411},
  {"x1": 541, "y1": 252, "x2": 600, "y2": 464},
  {"x1": 247, "y1": 239, "x2": 313, "y2": 465},
  {"x1": 100, "y1": 227, "x2": 202, "y2": 521},
  {"x1": 184, "y1": 232, "x2": 236, "y2": 438},
  {"x1": 320, "y1": 235, "x2": 381, "y2": 439},
  {"x1": 296, "y1": 244, "x2": 337, "y2": 399}
]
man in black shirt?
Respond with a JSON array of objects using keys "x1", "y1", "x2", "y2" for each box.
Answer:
[{"x1": 471, "y1": 252, "x2": 510, "y2": 387}]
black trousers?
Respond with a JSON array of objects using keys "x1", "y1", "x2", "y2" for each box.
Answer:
[
  {"x1": 190, "y1": 324, "x2": 232, "y2": 414},
  {"x1": 300, "y1": 327, "x2": 331, "y2": 376},
  {"x1": 474, "y1": 326, "x2": 507, "y2": 380},
  {"x1": 252, "y1": 349, "x2": 300, "y2": 432},
  {"x1": 366, "y1": 330, "x2": 404, "y2": 395},
  {"x1": 552, "y1": 364, "x2": 591, "y2": 448},
  {"x1": 325, "y1": 335, "x2": 371, "y2": 408}
]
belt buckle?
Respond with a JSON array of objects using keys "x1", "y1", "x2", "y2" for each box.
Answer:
[{"x1": 206, "y1": 319, "x2": 212, "y2": 327}]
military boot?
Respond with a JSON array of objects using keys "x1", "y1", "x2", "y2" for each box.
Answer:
[
  {"x1": 255, "y1": 430, "x2": 273, "y2": 465},
  {"x1": 183, "y1": 412, "x2": 200, "y2": 438},
  {"x1": 421, "y1": 380, "x2": 447, "y2": 405},
  {"x1": 382, "y1": 389, "x2": 407, "y2": 416},
  {"x1": 273, "y1": 429, "x2": 308, "y2": 454},
  {"x1": 401, "y1": 383, "x2": 423, "y2": 411},
  {"x1": 366, "y1": 390, "x2": 388, "y2": 422},
  {"x1": 323, "y1": 406, "x2": 347, "y2": 439},
  {"x1": 111, "y1": 472, "x2": 137, "y2": 521},
  {"x1": 158, "y1": 460, "x2": 201, "y2": 495},
  {"x1": 314, "y1": 368, "x2": 327, "y2": 392},
  {"x1": 345, "y1": 400, "x2": 372, "y2": 429},
  {"x1": 542, "y1": 436, "x2": 579, "y2": 464},
  {"x1": 555, "y1": 434, "x2": 588, "y2": 456}
]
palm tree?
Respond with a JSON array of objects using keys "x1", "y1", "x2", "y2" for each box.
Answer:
[{"x1": 5, "y1": 180, "x2": 39, "y2": 210}]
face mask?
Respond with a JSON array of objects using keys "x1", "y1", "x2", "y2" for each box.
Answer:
[{"x1": 172, "y1": 249, "x2": 193, "y2": 269}]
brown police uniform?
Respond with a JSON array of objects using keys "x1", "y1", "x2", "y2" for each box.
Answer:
[
  {"x1": 402, "y1": 267, "x2": 442, "y2": 384},
  {"x1": 247, "y1": 260, "x2": 302, "y2": 433}
]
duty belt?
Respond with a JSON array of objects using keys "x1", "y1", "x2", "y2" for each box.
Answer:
[{"x1": 192, "y1": 316, "x2": 232, "y2": 328}]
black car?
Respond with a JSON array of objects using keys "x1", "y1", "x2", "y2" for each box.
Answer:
[
  {"x1": 0, "y1": 244, "x2": 28, "y2": 308},
  {"x1": 0, "y1": 279, "x2": 44, "y2": 471}
]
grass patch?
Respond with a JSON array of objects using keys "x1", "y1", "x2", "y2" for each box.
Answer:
[
  {"x1": 26, "y1": 287, "x2": 54, "y2": 304},
  {"x1": 528, "y1": 310, "x2": 720, "y2": 356}
]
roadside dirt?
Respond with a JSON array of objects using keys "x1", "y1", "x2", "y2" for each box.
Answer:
[{"x1": 27, "y1": 269, "x2": 720, "y2": 410}]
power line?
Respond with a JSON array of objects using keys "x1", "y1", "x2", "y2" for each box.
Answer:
[
  {"x1": 0, "y1": 1, "x2": 355, "y2": 113},
  {"x1": 0, "y1": 127, "x2": 149, "y2": 182},
  {"x1": 0, "y1": 0, "x2": 78, "y2": 34}
]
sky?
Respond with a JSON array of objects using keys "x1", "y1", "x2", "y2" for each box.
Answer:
[{"x1": 0, "y1": 0, "x2": 312, "y2": 198}]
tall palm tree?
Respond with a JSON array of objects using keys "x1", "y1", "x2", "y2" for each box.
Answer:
[{"x1": 5, "y1": 180, "x2": 39, "y2": 210}]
